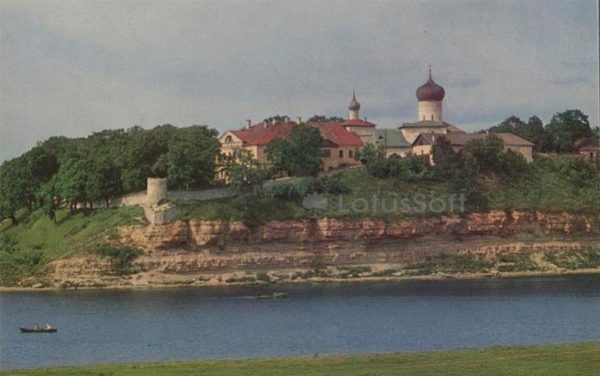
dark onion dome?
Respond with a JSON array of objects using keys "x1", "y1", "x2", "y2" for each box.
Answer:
[
  {"x1": 416, "y1": 69, "x2": 445, "y2": 101},
  {"x1": 348, "y1": 90, "x2": 360, "y2": 111}
]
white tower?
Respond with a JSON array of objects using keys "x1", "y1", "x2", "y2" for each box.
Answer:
[{"x1": 416, "y1": 67, "x2": 445, "y2": 122}]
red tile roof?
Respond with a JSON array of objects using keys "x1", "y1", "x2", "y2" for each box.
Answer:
[
  {"x1": 414, "y1": 132, "x2": 534, "y2": 147},
  {"x1": 312, "y1": 122, "x2": 363, "y2": 147},
  {"x1": 341, "y1": 118, "x2": 376, "y2": 127},
  {"x1": 228, "y1": 121, "x2": 363, "y2": 147},
  {"x1": 230, "y1": 122, "x2": 295, "y2": 146}
]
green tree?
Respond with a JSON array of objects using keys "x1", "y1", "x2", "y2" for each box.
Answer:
[
  {"x1": 0, "y1": 158, "x2": 31, "y2": 224},
  {"x1": 85, "y1": 157, "x2": 122, "y2": 208},
  {"x1": 488, "y1": 115, "x2": 549, "y2": 152},
  {"x1": 165, "y1": 126, "x2": 220, "y2": 189},
  {"x1": 288, "y1": 125, "x2": 323, "y2": 176},
  {"x1": 431, "y1": 136, "x2": 459, "y2": 180},
  {"x1": 54, "y1": 156, "x2": 88, "y2": 212},
  {"x1": 356, "y1": 143, "x2": 387, "y2": 178},
  {"x1": 224, "y1": 149, "x2": 270, "y2": 192},
  {"x1": 462, "y1": 134, "x2": 505, "y2": 174},
  {"x1": 265, "y1": 138, "x2": 293, "y2": 176},
  {"x1": 545, "y1": 109, "x2": 592, "y2": 152},
  {"x1": 307, "y1": 115, "x2": 344, "y2": 123}
]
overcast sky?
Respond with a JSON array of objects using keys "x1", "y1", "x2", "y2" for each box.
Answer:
[{"x1": 1, "y1": 0, "x2": 598, "y2": 162}]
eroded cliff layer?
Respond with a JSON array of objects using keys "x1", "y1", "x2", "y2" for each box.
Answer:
[{"x1": 45, "y1": 210, "x2": 599, "y2": 288}]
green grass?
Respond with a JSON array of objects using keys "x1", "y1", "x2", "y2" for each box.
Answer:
[
  {"x1": 175, "y1": 162, "x2": 600, "y2": 222},
  {"x1": 3, "y1": 342, "x2": 599, "y2": 375},
  {"x1": 0, "y1": 206, "x2": 145, "y2": 286}
]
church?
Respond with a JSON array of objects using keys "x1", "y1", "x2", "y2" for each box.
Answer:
[{"x1": 218, "y1": 70, "x2": 534, "y2": 170}]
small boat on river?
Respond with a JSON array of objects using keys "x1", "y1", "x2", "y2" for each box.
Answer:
[
  {"x1": 254, "y1": 292, "x2": 288, "y2": 299},
  {"x1": 20, "y1": 324, "x2": 57, "y2": 333},
  {"x1": 20, "y1": 327, "x2": 57, "y2": 333}
]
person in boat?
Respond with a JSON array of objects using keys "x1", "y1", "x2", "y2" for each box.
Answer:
[
  {"x1": 45, "y1": 323, "x2": 53, "y2": 330},
  {"x1": 32, "y1": 323, "x2": 40, "y2": 331}
]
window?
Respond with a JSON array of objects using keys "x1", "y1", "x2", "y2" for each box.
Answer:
[
  {"x1": 349, "y1": 150, "x2": 353, "y2": 158},
  {"x1": 339, "y1": 150, "x2": 344, "y2": 158},
  {"x1": 225, "y1": 135, "x2": 233, "y2": 143},
  {"x1": 431, "y1": 114, "x2": 434, "y2": 120},
  {"x1": 321, "y1": 149, "x2": 331, "y2": 158}
]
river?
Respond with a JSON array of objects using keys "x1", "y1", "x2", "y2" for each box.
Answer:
[{"x1": 1, "y1": 274, "x2": 599, "y2": 369}]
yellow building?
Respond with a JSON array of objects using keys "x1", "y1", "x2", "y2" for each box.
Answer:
[
  {"x1": 412, "y1": 132, "x2": 534, "y2": 162},
  {"x1": 218, "y1": 117, "x2": 364, "y2": 172}
]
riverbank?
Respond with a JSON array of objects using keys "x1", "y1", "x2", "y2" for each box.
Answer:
[
  {"x1": 3, "y1": 342, "x2": 599, "y2": 375},
  {"x1": 2, "y1": 267, "x2": 600, "y2": 292}
]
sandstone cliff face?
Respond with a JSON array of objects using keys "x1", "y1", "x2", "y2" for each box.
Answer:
[
  {"x1": 45, "y1": 210, "x2": 599, "y2": 288},
  {"x1": 119, "y1": 210, "x2": 598, "y2": 251},
  {"x1": 112, "y1": 210, "x2": 600, "y2": 273}
]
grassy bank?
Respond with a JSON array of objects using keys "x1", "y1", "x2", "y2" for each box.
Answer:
[
  {"x1": 0, "y1": 207, "x2": 145, "y2": 286},
  {"x1": 4, "y1": 342, "x2": 599, "y2": 375},
  {"x1": 176, "y1": 160, "x2": 600, "y2": 223}
]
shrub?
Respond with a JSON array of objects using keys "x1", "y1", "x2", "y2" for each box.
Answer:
[
  {"x1": 95, "y1": 245, "x2": 141, "y2": 275},
  {"x1": 256, "y1": 272, "x2": 271, "y2": 282}
]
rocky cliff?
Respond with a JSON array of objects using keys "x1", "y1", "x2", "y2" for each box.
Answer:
[{"x1": 44, "y1": 210, "x2": 599, "y2": 288}]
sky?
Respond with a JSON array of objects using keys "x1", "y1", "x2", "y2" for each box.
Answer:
[{"x1": 1, "y1": 0, "x2": 598, "y2": 162}]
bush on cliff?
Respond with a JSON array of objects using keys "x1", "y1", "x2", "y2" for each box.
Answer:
[{"x1": 95, "y1": 245, "x2": 141, "y2": 275}]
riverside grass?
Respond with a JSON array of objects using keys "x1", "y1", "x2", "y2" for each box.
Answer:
[{"x1": 4, "y1": 342, "x2": 600, "y2": 376}]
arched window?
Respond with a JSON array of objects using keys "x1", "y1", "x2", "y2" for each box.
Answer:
[{"x1": 225, "y1": 135, "x2": 233, "y2": 143}]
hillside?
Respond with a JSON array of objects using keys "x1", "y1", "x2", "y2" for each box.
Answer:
[
  {"x1": 1, "y1": 157, "x2": 599, "y2": 288},
  {"x1": 0, "y1": 206, "x2": 144, "y2": 286}
]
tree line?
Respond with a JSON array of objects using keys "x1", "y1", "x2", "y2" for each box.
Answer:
[
  {"x1": 487, "y1": 109, "x2": 597, "y2": 152},
  {"x1": 0, "y1": 125, "x2": 219, "y2": 224},
  {"x1": 1, "y1": 109, "x2": 596, "y2": 225}
]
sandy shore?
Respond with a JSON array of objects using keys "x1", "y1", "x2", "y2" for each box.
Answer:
[{"x1": 1, "y1": 267, "x2": 599, "y2": 292}]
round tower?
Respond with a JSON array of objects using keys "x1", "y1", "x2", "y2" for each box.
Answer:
[
  {"x1": 348, "y1": 89, "x2": 361, "y2": 120},
  {"x1": 416, "y1": 68, "x2": 445, "y2": 122},
  {"x1": 147, "y1": 177, "x2": 167, "y2": 205}
]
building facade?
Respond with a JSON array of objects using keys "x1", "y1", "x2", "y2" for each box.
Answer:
[{"x1": 219, "y1": 69, "x2": 536, "y2": 171}]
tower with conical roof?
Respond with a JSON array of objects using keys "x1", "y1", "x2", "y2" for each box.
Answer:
[
  {"x1": 416, "y1": 67, "x2": 445, "y2": 122},
  {"x1": 348, "y1": 89, "x2": 361, "y2": 120}
]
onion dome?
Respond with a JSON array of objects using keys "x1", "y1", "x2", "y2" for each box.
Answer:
[
  {"x1": 348, "y1": 90, "x2": 360, "y2": 111},
  {"x1": 416, "y1": 68, "x2": 445, "y2": 101}
]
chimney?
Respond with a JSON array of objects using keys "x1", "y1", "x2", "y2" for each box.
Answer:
[
  {"x1": 271, "y1": 118, "x2": 277, "y2": 126},
  {"x1": 245, "y1": 119, "x2": 251, "y2": 129},
  {"x1": 364, "y1": 117, "x2": 368, "y2": 122},
  {"x1": 295, "y1": 116, "x2": 302, "y2": 124},
  {"x1": 263, "y1": 121, "x2": 268, "y2": 128}
]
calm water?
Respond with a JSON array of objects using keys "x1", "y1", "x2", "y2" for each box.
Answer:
[{"x1": 1, "y1": 275, "x2": 600, "y2": 369}]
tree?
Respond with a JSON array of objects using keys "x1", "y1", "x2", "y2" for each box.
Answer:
[
  {"x1": 356, "y1": 143, "x2": 387, "y2": 177},
  {"x1": 224, "y1": 149, "x2": 270, "y2": 192},
  {"x1": 545, "y1": 109, "x2": 592, "y2": 152},
  {"x1": 165, "y1": 126, "x2": 220, "y2": 189},
  {"x1": 288, "y1": 125, "x2": 323, "y2": 176},
  {"x1": 488, "y1": 115, "x2": 549, "y2": 152},
  {"x1": 265, "y1": 138, "x2": 293, "y2": 176},
  {"x1": 431, "y1": 136, "x2": 459, "y2": 179},
  {"x1": 307, "y1": 115, "x2": 344, "y2": 123},
  {"x1": 85, "y1": 157, "x2": 122, "y2": 208},
  {"x1": 263, "y1": 115, "x2": 291, "y2": 123},
  {"x1": 462, "y1": 134, "x2": 505, "y2": 174},
  {"x1": 54, "y1": 156, "x2": 88, "y2": 212},
  {"x1": 0, "y1": 158, "x2": 31, "y2": 224},
  {"x1": 265, "y1": 125, "x2": 323, "y2": 177}
]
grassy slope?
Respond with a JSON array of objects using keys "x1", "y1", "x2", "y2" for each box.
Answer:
[
  {"x1": 177, "y1": 164, "x2": 600, "y2": 221},
  {"x1": 4, "y1": 342, "x2": 599, "y2": 376},
  {"x1": 0, "y1": 207, "x2": 145, "y2": 285}
]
